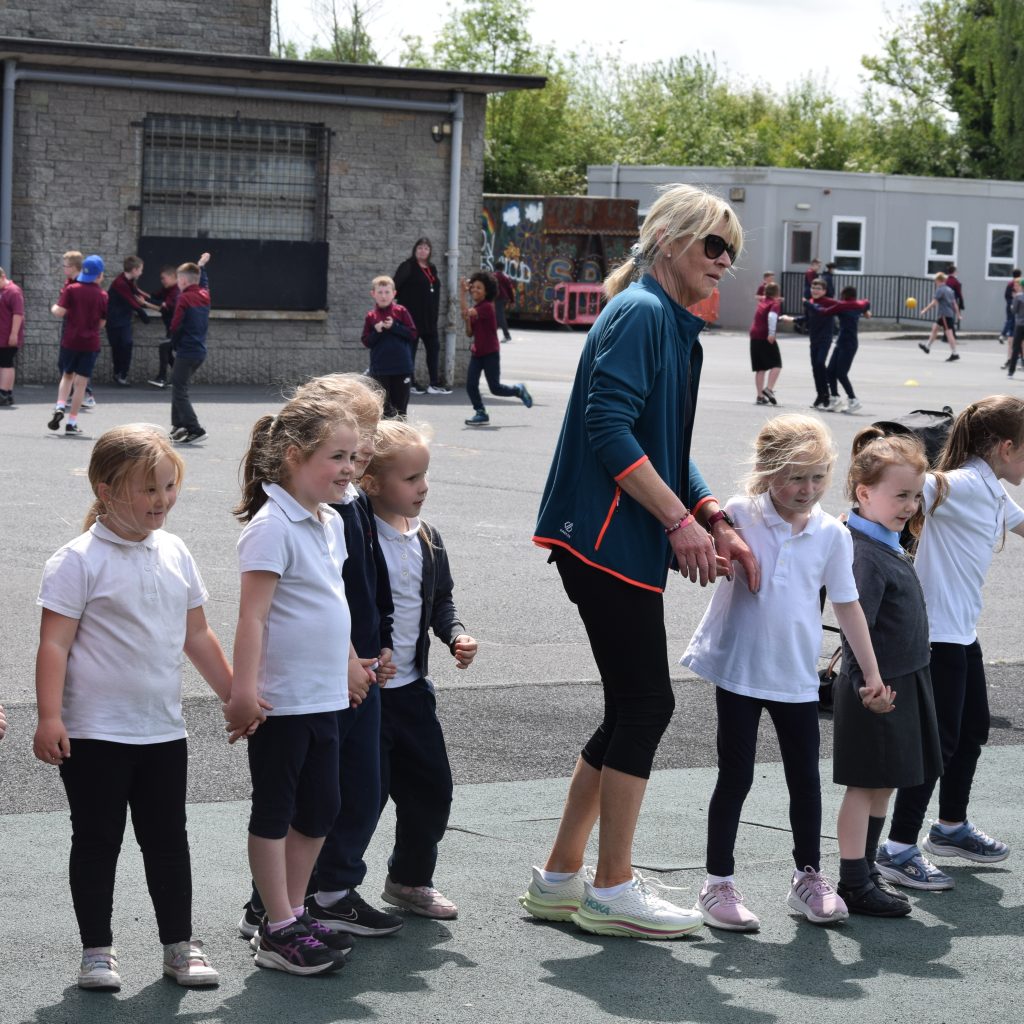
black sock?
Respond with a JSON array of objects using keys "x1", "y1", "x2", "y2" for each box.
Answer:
[
  {"x1": 839, "y1": 857, "x2": 871, "y2": 890},
  {"x1": 865, "y1": 815, "x2": 886, "y2": 870}
]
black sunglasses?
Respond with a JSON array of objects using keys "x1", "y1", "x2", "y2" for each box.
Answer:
[{"x1": 703, "y1": 234, "x2": 737, "y2": 263}]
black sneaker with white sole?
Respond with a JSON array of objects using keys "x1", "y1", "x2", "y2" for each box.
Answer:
[
  {"x1": 238, "y1": 901, "x2": 261, "y2": 939},
  {"x1": 179, "y1": 429, "x2": 208, "y2": 444},
  {"x1": 48, "y1": 407, "x2": 65, "y2": 431},
  {"x1": 305, "y1": 890, "x2": 404, "y2": 936}
]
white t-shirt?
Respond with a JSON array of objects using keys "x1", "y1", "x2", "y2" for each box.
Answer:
[
  {"x1": 236, "y1": 483, "x2": 351, "y2": 715},
  {"x1": 375, "y1": 515, "x2": 423, "y2": 689},
  {"x1": 37, "y1": 521, "x2": 208, "y2": 743},
  {"x1": 682, "y1": 492, "x2": 858, "y2": 703},
  {"x1": 916, "y1": 458, "x2": 1024, "y2": 644}
]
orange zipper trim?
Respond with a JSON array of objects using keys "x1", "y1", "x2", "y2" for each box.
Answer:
[{"x1": 594, "y1": 486, "x2": 621, "y2": 551}]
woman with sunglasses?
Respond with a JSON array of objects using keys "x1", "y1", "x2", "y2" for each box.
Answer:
[{"x1": 524, "y1": 184, "x2": 761, "y2": 939}]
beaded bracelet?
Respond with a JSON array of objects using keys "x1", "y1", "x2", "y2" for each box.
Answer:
[{"x1": 664, "y1": 513, "x2": 695, "y2": 535}]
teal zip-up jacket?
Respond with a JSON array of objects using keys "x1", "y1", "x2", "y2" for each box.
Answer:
[{"x1": 533, "y1": 274, "x2": 711, "y2": 592}]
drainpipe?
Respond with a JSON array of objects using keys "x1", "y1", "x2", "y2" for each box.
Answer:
[
  {"x1": 444, "y1": 91, "x2": 464, "y2": 386},
  {"x1": 0, "y1": 60, "x2": 16, "y2": 272}
]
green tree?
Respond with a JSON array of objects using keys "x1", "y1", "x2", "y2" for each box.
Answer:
[{"x1": 306, "y1": 0, "x2": 382, "y2": 64}]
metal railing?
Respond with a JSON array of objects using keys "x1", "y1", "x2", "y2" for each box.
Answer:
[{"x1": 780, "y1": 272, "x2": 938, "y2": 322}]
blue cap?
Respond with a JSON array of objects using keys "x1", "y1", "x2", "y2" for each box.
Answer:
[{"x1": 77, "y1": 255, "x2": 104, "y2": 283}]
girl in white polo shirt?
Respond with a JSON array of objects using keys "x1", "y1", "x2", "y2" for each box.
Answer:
[
  {"x1": 880, "y1": 396, "x2": 1024, "y2": 887},
  {"x1": 682, "y1": 414, "x2": 886, "y2": 932},
  {"x1": 33, "y1": 424, "x2": 232, "y2": 992},
  {"x1": 228, "y1": 394, "x2": 375, "y2": 977},
  {"x1": 359, "y1": 420, "x2": 477, "y2": 920}
]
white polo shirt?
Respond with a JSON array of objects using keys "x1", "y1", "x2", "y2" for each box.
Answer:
[
  {"x1": 682, "y1": 492, "x2": 858, "y2": 703},
  {"x1": 236, "y1": 483, "x2": 351, "y2": 715},
  {"x1": 374, "y1": 515, "x2": 423, "y2": 688},
  {"x1": 37, "y1": 521, "x2": 208, "y2": 743},
  {"x1": 916, "y1": 458, "x2": 1024, "y2": 644}
]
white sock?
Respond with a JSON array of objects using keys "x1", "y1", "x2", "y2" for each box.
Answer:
[
  {"x1": 538, "y1": 869, "x2": 575, "y2": 884},
  {"x1": 706, "y1": 873, "x2": 734, "y2": 886},
  {"x1": 885, "y1": 840, "x2": 914, "y2": 855},
  {"x1": 933, "y1": 820, "x2": 963, "y2": 834},
  {"x1": 590, "y1": 879, "x2": 632, "y2": 900},
  {"x1": 67, "y1": 417, "x2": 77, "y2": 426},
  {"x1": 315, "y1": 889, "x2": 350, "y2": 906}
]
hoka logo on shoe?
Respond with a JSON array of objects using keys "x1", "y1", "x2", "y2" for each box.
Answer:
[
  {"x1": 560, "y1": 521, "x2": 574, "y2": 537},
  {"x1": 584, "y1": 896, "x2": 610, "y2": 915}
]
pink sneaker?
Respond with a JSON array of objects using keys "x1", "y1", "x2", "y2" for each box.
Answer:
[
  {"x1": 697, "y1": 879, "x2": 760, "y2": 932},
  {"x1": 382, "y1": 876, "x2": 458, "y2": 919},
  {"x1": 787, "y1": 867, "x2": 848, "y2": 925}
]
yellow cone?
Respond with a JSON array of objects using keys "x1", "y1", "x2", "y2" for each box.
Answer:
[{"x1": 904, "y1": 379, "x2": 919, "y2": 386}]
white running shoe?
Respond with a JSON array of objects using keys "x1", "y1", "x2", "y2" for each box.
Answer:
[
  {"x1": 571, "y1": 873, "x2": 703, "y2": 939},
  {"x1": 163, "y1": 940, "x2": 220, "y2": 987},
  {"x1": 697, "y1": 879, "x2": 760, "y2": 932},
  {"x1": 826, "y1": 395, "x2": 844, "y2": 412},
  {"x1": 519, "y1": 865, "x2": 594, "y2": 922},
  {"x1": 841, "y1": 397, "x2": 862, "y2": 413},
  {"x1": 426, "y1": 384, "x2": 452, "y2": 395},
  {"x1": 78, "y1": 946, "x2": 121, "y2": 990}
]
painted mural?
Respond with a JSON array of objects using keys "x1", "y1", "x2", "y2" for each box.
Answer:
[{"x1": 481, "y1": 195, "x2": 639, "y2": 322}]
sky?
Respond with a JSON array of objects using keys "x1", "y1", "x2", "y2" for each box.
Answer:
[{"x1": 275, "y1": 0, "x2": 918, "y2": 101}]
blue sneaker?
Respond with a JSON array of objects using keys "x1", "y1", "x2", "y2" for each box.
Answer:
[
  {"x1": 875, "y1": 844, "x2": 954, "y2": 891},
  {"x1": 921, "y1": 821, "x2": 1010, "y2": 864},
  {"x1": 464, "y1": 410, "x2": 490, "y2": 426},
  {"x1": 517, "y1": 384, "x2": 533, "y2": 409}
]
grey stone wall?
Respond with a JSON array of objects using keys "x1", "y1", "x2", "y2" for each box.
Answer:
[
  {"x1": 0, "y1": 0, "x2": 271, "y2": 58},
  {"x1": 9, "y1": 79, "x2": 487, "y2": 388}
]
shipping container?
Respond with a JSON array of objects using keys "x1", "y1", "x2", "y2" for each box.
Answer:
[{"x1": 481, "y1": 194, "x2": 639, "y2": 322}]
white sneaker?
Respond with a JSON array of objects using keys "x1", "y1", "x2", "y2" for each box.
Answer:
[
  {"x1": 826, "y1": 395, "x2": 844, "y2": 412},
  {"x1": 426, "y1": 384, "x2": 452, "y2": 395},
  {"x1": 571, "y1": 873, "x2": 704, "y2": 939},
  {"x1": 697, "y1": 879, "x2": 760, "y2": 932},
  {"x1": 841, "y1": 397, "x2": 862, "y2": 413},
  {"x1": 519, "y1": 865, "x2": 594, "y2": 922},
  {"x1": 162, "y1": 939, "x2": 220, "y2": 987},
  {"x1": 78, "y1": 946, "x2": 121, "y2": 990},
  {"x1": 82, "y1": 394, "x2": 96, "y2": 409}
]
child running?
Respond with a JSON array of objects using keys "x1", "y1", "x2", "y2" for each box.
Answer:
[
  {"x1": 833, "y1": 428, "x2": 942, "y2": 917},
  {"x1": 682, "y1": 414, "x2": 885, "y2": 931},
  {"x1": 878, "y1": 396, "x2": 1024, "y2": 890},
  {"x1": 32, "y1": 424, "x2": 232, "y2": 991},
  {"x1": 228, "y1": 393, "x2": 376, "y2": 976},
  {"x1": 359, "y1": 420, "x2": 478, "y2": 918},
  {"x1": 917, "y1": 272, "x2": 960, "y2": 361},
  {"x1": 749, "y1": 281, "x2": 787, "y2": 406},
  {"x1": 825, "y1": 286, "x2": 870, "y2": 413}
]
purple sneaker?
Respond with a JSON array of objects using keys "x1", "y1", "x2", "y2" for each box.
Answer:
[
  {"x1": 697, "y1": 879, "x2": 760, "y2": 932},
  {"x1": 252, "y1": 919, "x2": 343, "y2": 976},
  {"x1": 786, "y1": 867, "x2": 848, "y2": 925}
]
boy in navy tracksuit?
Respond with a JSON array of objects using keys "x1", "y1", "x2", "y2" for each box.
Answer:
[
  {"x1": 147, "y1": 265, "x2": 180, "y2": 388},
  {"x1": 803, "y1": 277, "x2": 869, "y2": 409},
  {"x1": 361, "y1": 275, "x2": 417, "y2": 418},
  {"x1": 168, "y1": 252, "x2": 210, "y2": 444},
  {"x1": 106, "y1": 255, "x2": 158, "y2": 385}
]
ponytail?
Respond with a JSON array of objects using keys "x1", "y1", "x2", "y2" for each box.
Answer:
[{"x1": 234, "y1": 415, "x2": 276, "y2": 523}]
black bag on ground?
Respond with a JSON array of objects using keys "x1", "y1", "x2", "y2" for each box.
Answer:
[{"x1": 872, "y1": 407, "x2": 954, "y2": 468}]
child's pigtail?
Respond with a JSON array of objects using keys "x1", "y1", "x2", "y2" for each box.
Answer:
[{"x1": 234, "y1": 414, "x2": 276, "y2": 524}]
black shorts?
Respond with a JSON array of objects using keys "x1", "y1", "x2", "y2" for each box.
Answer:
[
  {"x1": 58, "y1": 348, "x2": 98, "y2": 378},
  {"x1": 750, "y1": 335, "x2": 782, "y2": 371},
  {"x1": 247, "y1": 711, "x2": 342, "y2": 839},
  {"x1": 937, "y1": 316, "x2": 955, "y2": 331},
  {"x1": 0, "y1": 346, "x2": 17, "y2": 369}
]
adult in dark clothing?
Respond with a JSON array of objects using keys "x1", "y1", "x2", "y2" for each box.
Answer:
[
  {"x1": 493, "y1": 269, "x2": 515, "y2": 342},
  {"x1": 393, "y1": 237, "x2": 448, "y2": 395}
]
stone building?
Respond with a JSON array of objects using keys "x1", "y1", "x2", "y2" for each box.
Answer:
[{"x1": 0, "y1": 1, "x2": 544, "y2": 384}]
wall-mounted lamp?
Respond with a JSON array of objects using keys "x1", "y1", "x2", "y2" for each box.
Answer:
[
  {"x1": 795, "y1": 202, "x2": 812, "y2": 210},
  {"x1": 431, "y1": 122, "x2": 452, "y2": 143}
]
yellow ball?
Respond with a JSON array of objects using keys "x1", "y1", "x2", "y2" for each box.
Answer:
[{"x1": 905, "y1": 296, "x2": 918, "y2": 309}]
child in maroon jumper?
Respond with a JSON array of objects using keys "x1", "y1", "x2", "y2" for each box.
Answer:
[
  {"x1": 749, "y1": 282, "x2": 789, "y2": 406},
  {"x1": 459, "y1": 271, "x2": 532, "y2": 427},
  {"x1": 362, "y1": 275, "x2": 417, "y2": 418}
]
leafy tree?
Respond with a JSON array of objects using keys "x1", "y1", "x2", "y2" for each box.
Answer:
[{"x1": 306, "y1": 0, "x2": 382, "y2": 64}]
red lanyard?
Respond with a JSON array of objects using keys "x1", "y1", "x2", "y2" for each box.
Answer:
[{"x1": 419, "y1": 264, "x2": 436, "y2": 288}]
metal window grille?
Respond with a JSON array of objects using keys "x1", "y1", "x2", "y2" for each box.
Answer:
[{"x1": 141, "y1": 115, "x2": 329, "y2": 242}]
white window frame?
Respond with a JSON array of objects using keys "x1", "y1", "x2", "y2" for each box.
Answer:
[
  {"x1": 985, "y1": 223, "x2": 1019, "y2": 281},
  {"x1": 831, "y1": 215, "x2": 866, "y2": 274},
  {"x1": 925, "y1": 220, "x2": 958, "y2": 276}
]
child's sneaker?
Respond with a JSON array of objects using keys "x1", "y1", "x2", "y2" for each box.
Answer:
[
  {"x1": 570, "y1": 874, "x2": 703, "y2": 939},
  {"x1": 921, "y1": 821, "x2": 1010, "y2": 864},
  {"x1": 48, "y1": 407, "x2": 65, "y2": 431},
  {"x1": 238, "y1": 901, "x2": 261, "y2": 939},
  {"x1": 169, "y1": 427, "x2": 188, "y2": 441},
  {"x1": 875, "y1": 844, "x2": 955, "y2": 889},
  {"x1": 252, "y1": 919, "x2": 343, "y2": 975},
  {"x1": 381, "y1": 876, "x2": 458, "y2": 919},
  {"x1": 786, "y1": 867, "x2": 848, "y2": 925},
  {"x1": 65, "y1": 423, "x2": 84, "y2": 436},
  {"x1": 696, "y1": 879, "x2": 760, "y2": 932},
  {"x1": 78, "y1": 946, "x2": 121, "y2": 990},
  {"x1": 179, "y1": 429, "x2": 208, "y2": 444},
  {"x1": 826, "y1": 395, "x2": 844, "y2": 412},
  {"x1": 519, "y1": 865, "x2": 594, "y2": 922},
  {"x1": 464, "y1": 410, "x2": 490, "y2": 426},
  {"x1": 148, "y1": 378, "x2": 167, "y2": 389},
  {"x1": 162, "y1": 940, "x2": 220, "y2": 986},
  {"x1": 516, "y1": 383, "x2": 533, "y2": 408},
  {"x1": 295, "y1": 912, "x2": 355, "y2": 958},
  {"x1": 82, "y1": 394, "x2": 96, "y2": 409},
  {"x1": 842, "y1": 397, "x2": 863, "y2": 413},
  {"x1": 305, "y1": 890, "x2": 404, "y2": 936},
  {"x1": 837, "y1": 880, "x2": 911, "y2": 918}
]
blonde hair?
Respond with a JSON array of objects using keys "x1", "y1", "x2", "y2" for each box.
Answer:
[
  {"x1": 177, "y1": 262, "x2": 200, "y2": 282},
  {"x1": 745, "y1": 414, "x2": 836, "y2": 495},
  {"x1": 63, "y1": 250, "x2": 83, "y2": 268},
  {"x1": 604, "y1": 184, "x2": 743, "y2": 298},
  {"x1": 847, "y1": 426, "x2": 929, "y2": 536},
  {"x1": 293, "y1": 373, "x2": 384, "y2": 436},
  {"x1": 934, "y1": 272, "x2": 947, "y2": 283},
  {"x1": 372, "y1": 275, "x2": 395, "y2": 290},
  {"x1": 85, "y1": 424, "x2": 184, "y2": 531},
  {"x1": 234, "y1": 395, "x2": 360, "y2": 523},
  {"x1": 361, "y1": 420, "x2": 433, "y2": 541}
]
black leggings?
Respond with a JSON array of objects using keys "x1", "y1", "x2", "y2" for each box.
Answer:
[
  {"x1": 889, "y1": 641, "x2": 988, "y2": 842},
  {"x1": 1010, "y1": 326, "x2": 1024, "y2": 376},
  {"x1": 706, "y1": 687, "x2": 822, "y2": 876},
  {"x1": 414, "y1": 332, "x2": 441, "y2": 388},
  {"x1": 59, "y1": 738, "x2": 192, "y2": 948},
  {"x1": 827, "y1": 341, "x2": 858, "y2": 398},
  {"x1": 372, "y1": 373, "x2": 411, "y2": 418},
  {"x1": 554, "y1": 551, "x2": 675, "y2": 779}
]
